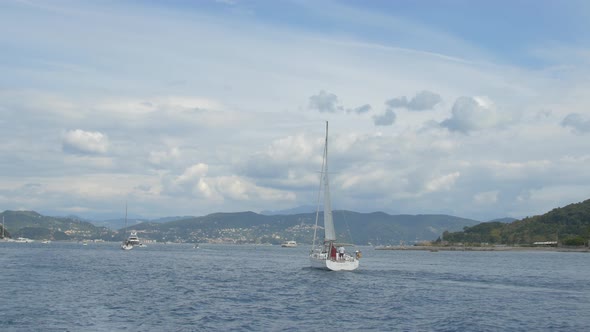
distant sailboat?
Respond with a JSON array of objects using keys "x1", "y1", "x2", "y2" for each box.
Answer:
[
  {"x1": 120, "y1": 203, "x2": 133, "y2": 250},
  {"x1": 309, "y1": 121, "x2": 360, "y2": 271}
]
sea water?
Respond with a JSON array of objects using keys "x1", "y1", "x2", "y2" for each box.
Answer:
[{"x1": 1, "y1": 242, "x2": 589, "y2": 331}]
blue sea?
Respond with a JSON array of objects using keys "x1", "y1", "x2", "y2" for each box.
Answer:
[{"x1": 1, "y1": 242, "x2": 589, "y2": 331}]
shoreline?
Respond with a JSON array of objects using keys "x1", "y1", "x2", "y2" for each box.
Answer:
[{"x1": 375, "y1": 245, "x2": 590, "y2": 252}]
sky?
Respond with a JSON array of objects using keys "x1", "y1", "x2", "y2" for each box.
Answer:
[{"x1": 1, "y1": 0, "x2": 590, "y2": 221}]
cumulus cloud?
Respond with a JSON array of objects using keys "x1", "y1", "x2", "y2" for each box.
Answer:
[
  {"x1": 177, "y1": 163, "x2": 209, "y2": 184},
  {"x1": 424, "y1": 172, "x2": 460, "y2": 193},
  {"x1": 162, "y1": 163, "x2": 216, "y2": 199},
  {"x1": 309, "y1": 91, "x2": 371, "y2": 115},
  {"x1": 62, "y1": 129, "x2": 109, "y2": 154},
  {"x1": 386, "y1": 96, "x2": 408, "y2": 108},
  {"x1": 308, "y1": 90, "x2": 342, "y2": 113},
  {"x1": 386, "y1": 90, "x2": 441, "y2": 111},
  {"x1": 149, "y1": 147, "x2": 181, "y2": 167},
  {"x1": 408, "y1": 90, "x2": 442, "y2": 111},
  {"x1": 561, "y1": 113, "x2": 590, "y2": 133},
  {"x1": 215, "y1": 176, "x2": 296, "y2": 202},
  {"x1": 239, "y1": 133, "x2": 320, "y2": 182},
  {"x1": 441, "y1": 96, "x2": 508, "y2": 133},
  {"x1": 373, "y1": 109, "x2": 396, "y2": 126},
  {"x1": 347, "y1": 104, "x2": 372, "y2": 114},
  {"x1": 164, "y1": 162, "x2": 296, "y2": 203}
]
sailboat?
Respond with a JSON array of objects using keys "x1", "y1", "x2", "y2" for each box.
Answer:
[
  {"x1": 309, "y1": 121, "x2": 360, "y2": 271},
  {"x1": 120, "y1": 203, "x2": 133, "y2": 250},
  {"x1": 1, "y1": 216, "x2": 6, "y2": 241}
]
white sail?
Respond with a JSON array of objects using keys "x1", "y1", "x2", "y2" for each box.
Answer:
[{"x1": 322, "y1": 122, "x2": 336, "y2": 241}]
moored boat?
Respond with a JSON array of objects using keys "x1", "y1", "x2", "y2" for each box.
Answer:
[{"x1": 281, "y1": 240, "x2": 297, "y2": 247}]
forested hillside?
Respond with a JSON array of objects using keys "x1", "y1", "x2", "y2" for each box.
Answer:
[
  {"x1": 0, "y1": 210, "x2": 116, "y2": 241},
  {"x1": 443, "y1": 199, "x2": 590, "y2": 246}
]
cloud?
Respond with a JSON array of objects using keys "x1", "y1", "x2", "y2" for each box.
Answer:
[
  {"x1": 473, "y1": 190, "x2": 499, "y2": 205},
  {"x1": 386, "y1": 90, "x2": 441, "y2": 111},
  {"x1": 215, "y1": 0, "x2": 237, "y2": 5},
  {"x1": 440, "y1": 96, "x2": 508, "y2": 133},
  {"x1": 348, "y1": 104, "x2": 372, "y2": 114},
  {"x1": 308, "y1": 90, "x2": 342, "y2": 113},
  {"x1": 176, "y1": 163, "x2": 209, "y2": 184},
  {"x1": 309, "y1": 91, "x2": 371, "y2": 115},
  {"x1": 238, "y1": 133, "x2": 322, "y2": 187},
  {"x1": 62, "y1": 129, "x2": 109, "y2": 154},
  {"x1": 163, "y1": 163, "x2": 296, "y2": 204},
  {"x1": 373, "y1": 109, "x2": 396, "y2": 126},
  {"x1": 407, "y1": 90, "x2": 442, "y2": 111},
  {"x1": 149, "y1": 147, "x2": 182, "y2": 167},
  {"x1": 162, "y1": 163, "x2": 216, "y2": 199},
  {"x1": 385, "y1": 96, "x2": 408, "y2": 108},
  {"x1": 424, "y1": 172, "x2": 460, "y2": 193},
  {"x1": 561, "y1": 113, "x2": 590, "y2": 133}
]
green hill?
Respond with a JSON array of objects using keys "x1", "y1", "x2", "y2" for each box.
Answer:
[
  {"x1": 0, "y1": 210, "x2": 116, "y2": 241},
  {"x1": 443, "y1": 199, "x2": 590, "y2": 246}
]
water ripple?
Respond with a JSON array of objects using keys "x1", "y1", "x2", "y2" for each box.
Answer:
[{"x1": 1, "y1": 243, "x2": 589, "y2": 331}]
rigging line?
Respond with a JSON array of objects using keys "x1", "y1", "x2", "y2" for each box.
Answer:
[
  {"x1": 311, "y1": 134, "x2": 327, "y2": 251},
  {"x1": 340, "y1": 210, "x2": 355, "y2": 246}
]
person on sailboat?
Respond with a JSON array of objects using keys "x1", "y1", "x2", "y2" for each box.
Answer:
[
  {"x1": 330, "y1": 245, "x2": 337, "y2": 260},
  {"x1": 338, "y1": 246, "x2": 345, "y2": 260}
]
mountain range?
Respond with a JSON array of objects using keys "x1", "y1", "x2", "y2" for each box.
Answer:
[
  {"x1": 1, "y1": 209, "x2": 480, "y2": 245},
  {"x1": 4, "y1": 199, "x2": 589, "y2": 246}
]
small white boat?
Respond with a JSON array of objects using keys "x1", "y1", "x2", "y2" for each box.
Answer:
[
  {"x1": 15, "y1": 237, "x2": 32, "y2": 243},
  {"x1": 281, "y1": 240, "x2": 297, "y2": 247},
  {"x1": 120, "y1": 241, "x2": 133, "y2": 250},
  {"x1": 309, "y1": 122, "x2": 360, "y2": 271}
]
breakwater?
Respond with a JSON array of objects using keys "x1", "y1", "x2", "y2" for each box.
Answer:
[{"x1": 375, "y1": 245, "x2": 590, "y2": 252}]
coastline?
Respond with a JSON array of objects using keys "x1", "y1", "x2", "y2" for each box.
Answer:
[{"x1": 375, "y1": 245, "x2": 590, "y2": 252}]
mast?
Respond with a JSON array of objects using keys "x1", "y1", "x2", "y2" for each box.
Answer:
[
  {"x1": 2, "y1": 216, "x2": 4, "y2": 238},
  {"x1": 312, "y1": 126, "x2": 327, "y2": 250},
  {"x1": 323, "y1": 121, "x2": 336, "y2": 242},
  {"x1": 124, "y1": 202, "x2": 128, "y2": 240}
]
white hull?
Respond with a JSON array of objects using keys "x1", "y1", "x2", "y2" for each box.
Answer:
[
  {"x1": 121, "y1": 243, "x2": 133, "y2": 250},
  {"x1": 309, "y1": 253, "x2": 359, "y2": 271}
]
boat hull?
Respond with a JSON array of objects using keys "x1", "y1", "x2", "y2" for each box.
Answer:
[{"x1": 309, "y1": 255, "x2": 359, "y2": 271}]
